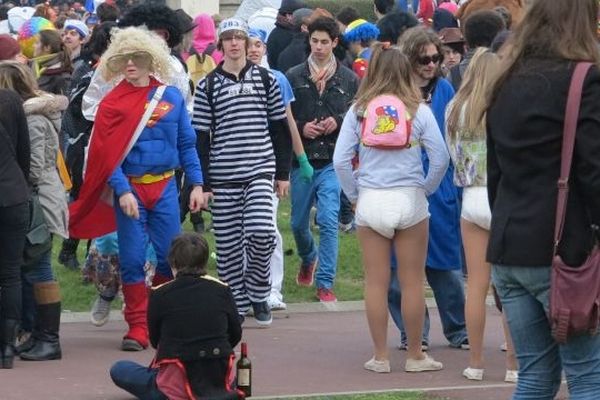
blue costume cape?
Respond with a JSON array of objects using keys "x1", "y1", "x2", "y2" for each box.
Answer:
[{"x1": 422, "y1": 78, "x2": 462, "y2": 270}]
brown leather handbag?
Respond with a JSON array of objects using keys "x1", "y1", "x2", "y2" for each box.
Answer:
[{"x1": 549, "y1": 62, "x2": 600, "y2": 344}]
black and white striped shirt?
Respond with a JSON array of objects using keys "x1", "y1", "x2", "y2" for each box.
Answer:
[{"x1": 192, "y1": 63, "x2": 286, "y2": 185}]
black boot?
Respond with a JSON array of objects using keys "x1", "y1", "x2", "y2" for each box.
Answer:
[
  {"x1": 19, "y1": 282, "x2": 62, "y2": 361},
  {"x1": 15, "y1": 331, "x2": 35, "y2": 354},
  {"x1": 1, "y1": 319, "x2": 19, "y2": 369},
  {"x1": 58, "y1": 238, "x2": 80, "y2": 270}
]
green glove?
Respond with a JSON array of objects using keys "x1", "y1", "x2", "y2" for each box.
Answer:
[{"x1": 297, "y1": 153, "x2": 314, "y2": 183}]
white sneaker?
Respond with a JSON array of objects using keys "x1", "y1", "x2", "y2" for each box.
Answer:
[
  {"x1": 91, "y1": 296, "x2": 112, "y2": 327},
  {"x1": 364, "y1": 357, "x2": 391, "y2": 373},
  {"x1": 462, "y1": 367, "x2": 484, "y2": 381},
  {"x1": 505, "y1": 369, "x2": 518, "y2": 383},
  {"x1": 267, "y1": 296, "x2": 287, "y2": 311},
  {"x1": 405, "y1": 354, "x2": 443, "y2": 372}
]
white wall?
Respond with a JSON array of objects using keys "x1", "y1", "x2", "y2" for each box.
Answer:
[{"x1": 166, "y1": 0, "x2": 220, "y2": 16}]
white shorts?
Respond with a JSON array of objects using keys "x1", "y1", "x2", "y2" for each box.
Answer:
[
  {"x1": 355, "y1": 187, "x2": 429, "y2": 239},
  {"x1": 461, "y1": 186, "x2": 491, "y2": 231}
]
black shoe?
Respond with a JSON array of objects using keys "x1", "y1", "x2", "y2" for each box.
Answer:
[
  {"x1": 398, "y1": 340, "x2": 429, "y2": 351},
  {"x1": 449, "y1": 338, "x2": 470, "y2": 350},
  {"x1": 58, "y1": 239, "x2": 80, "y2": 270},
  {"x1": 15, "y1": 333, "x2": 35, "y2": 354},
  {"x1": 1, "y1": 319, "x2": 19, "y2": 369},
  {"x1": 20, "y1": 339, "x2": 62, "y2": 361},
  {"x1": 60, "y1": 254, "x2": 80, "y2": 270},
  {"x1": 21, "y1": 287, "x2": 62, "y2": 362},
  {"x1": 121, "y1": 338, "x2": 144, "y2": 352},
  {"x1": 251, "y1": 301, "x2": 272, "y2": 327}
]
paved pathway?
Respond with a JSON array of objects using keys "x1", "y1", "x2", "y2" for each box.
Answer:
[{"x1": 2, "y1": 304, "x2": 567, "y2": 400}]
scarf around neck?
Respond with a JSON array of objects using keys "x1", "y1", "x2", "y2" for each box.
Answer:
[{"x1": 308, "y1": 53, "x2": 337, "y2": 95}]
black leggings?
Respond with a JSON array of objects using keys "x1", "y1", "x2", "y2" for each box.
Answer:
[{"x1": 0, "y1": 201, "x2": 29, "y2": 320}]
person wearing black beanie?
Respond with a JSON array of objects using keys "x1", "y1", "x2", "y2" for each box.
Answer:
[{"x1": 266, "y1": 0, "x2": 306, "y2": 69}]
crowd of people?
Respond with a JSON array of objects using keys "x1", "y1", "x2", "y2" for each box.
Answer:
[{"x1": 0, "y1": 0, "x2": 599, "y2": 399}]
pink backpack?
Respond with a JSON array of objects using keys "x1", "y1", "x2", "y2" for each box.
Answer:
[{"x1": 360, "y1": 94, "x2": 413, "y2": 149}]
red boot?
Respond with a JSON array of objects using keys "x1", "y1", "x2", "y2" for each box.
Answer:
[
  {"x1": 151, "y1": 272, "x2": 172, "y2": 288},
  {"x1": 121, "y1": 282, "x2": 149, "y2": 351}
]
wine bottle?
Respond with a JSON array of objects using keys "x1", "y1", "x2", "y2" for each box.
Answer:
[{"x1": 236, "y1": 342, "x2": 252, "y2": 397}]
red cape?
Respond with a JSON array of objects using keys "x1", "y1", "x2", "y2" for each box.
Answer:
[{"x1": 69, "y1": 78, "x2": 161, "y2": 239}]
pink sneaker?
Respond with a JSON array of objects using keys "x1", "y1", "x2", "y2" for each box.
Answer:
[
  {"x1": 316, "y1": 288, "x2": 337, "y2": 302},
  {"x1": 296, "y1": 260, "x2": 316, "y2": 287}
]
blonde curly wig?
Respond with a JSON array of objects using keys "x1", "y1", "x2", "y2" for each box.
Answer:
[{"x1": 99, "y1": 26, "x2": 174, "y2": 82}]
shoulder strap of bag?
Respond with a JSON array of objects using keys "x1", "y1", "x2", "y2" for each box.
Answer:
[
  {"x1": 204, "y1": 71, "x2": 217, "y2": 132},
  {"x1": 553, "y1": 62, "x2": 593, "y2": 254},
  {"x1": 120, "y1": 85, "x2": 167, "y2": 163},
  {"x1": 258, "y1": 65, "x2": 271, "y2": 96},
  {"x1": 203, "y1": 43, "x2": 217, "y2": 57}
]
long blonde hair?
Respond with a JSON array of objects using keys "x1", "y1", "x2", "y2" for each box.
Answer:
[
  {"x1": 447, "y1": 48, "x2": 500, "y2": 139},
  {"x1": 354, "y1": 42, "x2": 421, "y2": 116},
  {"x1": 0, "y1": 61, "x2": 40, "y2": 101},
  {"x1": 98, "y1": 26, "x2": 174, "y2": 82}
]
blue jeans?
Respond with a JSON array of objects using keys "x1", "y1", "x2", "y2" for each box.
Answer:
[
  {"x1": 21, "y1": 249, "x2": 55, "y2": 332},
  {"x1": 388, "y1": 258, "x2": 467, "y2": 346},
  {"x1": 290, "y1": 164, "x2": 340, "y2": 289},
  {"x1": 110, "y1": 360, "x2": 167, "y2": 400},
  {"x1": 492, "y1": 265, "x2": 600, "y2": 400}
]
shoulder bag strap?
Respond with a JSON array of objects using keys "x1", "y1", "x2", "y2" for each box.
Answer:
[
  {"x1": 553, "y1": 62, "x2": 593, "y2": 254},
  {"x1": 120, "y1": 85, "x2": 167, "y2": 163}
]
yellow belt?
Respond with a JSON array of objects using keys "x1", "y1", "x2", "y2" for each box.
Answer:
[{"x1": 129, "y1": 170, "x2": 175, "y2": 184}]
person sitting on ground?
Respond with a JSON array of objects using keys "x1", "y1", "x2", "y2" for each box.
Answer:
[{"x1": 110, "y1": 233, "x2": 243, "y2": 399}]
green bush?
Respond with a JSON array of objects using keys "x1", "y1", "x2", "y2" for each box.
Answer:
[{"x1": 304, "y1": 0, "x2": 377, "y2": 22}]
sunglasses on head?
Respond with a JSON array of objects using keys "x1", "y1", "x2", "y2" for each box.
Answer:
[
  {"x1": 417, "y1": 53, "x2": 442, "y2": 65},
  {"x1": 106, "y1": 51, "x2": 153, "y2": 73}
]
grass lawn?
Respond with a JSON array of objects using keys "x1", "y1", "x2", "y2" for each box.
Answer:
[{"x1": 54, "y1": 198, "x2": 366, "y2": 312}]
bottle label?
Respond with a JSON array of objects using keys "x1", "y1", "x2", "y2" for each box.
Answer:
[{"x1": 238, "y1": 368, "x2": 250, "y2": 387}]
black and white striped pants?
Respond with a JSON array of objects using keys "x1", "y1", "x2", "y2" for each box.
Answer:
[{"x1": 211, "y1": 177, "x2": 276, "y2": 314}]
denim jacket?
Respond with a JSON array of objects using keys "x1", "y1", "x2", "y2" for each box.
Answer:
[{"x1": 286, "y1": 61, "x2": 358, "y2": 168}]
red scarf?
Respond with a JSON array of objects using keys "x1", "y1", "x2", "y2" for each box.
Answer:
[{"x1": 69, "y1": 78, "x2": 161, "y2": 239}]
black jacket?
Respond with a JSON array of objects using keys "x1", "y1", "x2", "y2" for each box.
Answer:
[
  {"x1": 277, "y1": 31, "x2": 309, "y2": 74},
  {"x1": 286, "y1": 61, "x2": 358, "y2": 168},
  {"x1": 148, "y1": 273, "x2": 242, "y2": 395},
  {"x1": 266, "y1": 23, "x2": 296, "y2": 70},
  {"x1": 486, "y1": 59, "x2": 600, "y2": 267},
  {"x1": 0, "y1": 89, "x2": 30, "y2": 207}
]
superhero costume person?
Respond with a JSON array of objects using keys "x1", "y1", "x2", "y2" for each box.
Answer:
[{"x1": 69, "y1": 27, "x2": 204, "y2": 351}]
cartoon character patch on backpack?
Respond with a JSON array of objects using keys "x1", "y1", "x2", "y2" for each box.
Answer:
[{"x1": 361, "y1": 94, "x2": 413, "y2": 149}]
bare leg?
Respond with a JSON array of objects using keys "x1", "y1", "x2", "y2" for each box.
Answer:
[
  {"x1": 394, "y1": 219, "x2": 429, "y2": 360},
  {"x1": 462, "y1": 219, "x2": 491, "y2": 369},
  {"x1": 357, "y1": 226, "x2": 392, "y2": 361}
]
